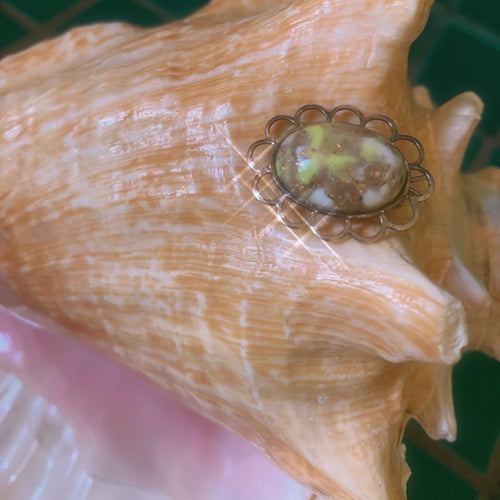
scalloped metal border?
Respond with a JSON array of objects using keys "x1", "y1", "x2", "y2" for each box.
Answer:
[{"x1": 247, "y1": 104, "x2": 434, "y2": 243}]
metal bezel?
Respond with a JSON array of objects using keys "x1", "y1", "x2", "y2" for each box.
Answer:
[{"x1": 247, "y1": 104, "x2": 434, "y2": 242}]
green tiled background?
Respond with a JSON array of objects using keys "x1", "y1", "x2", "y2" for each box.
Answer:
[{"x1": 0, "y1": 1, "x2": 499, "y2": 499}]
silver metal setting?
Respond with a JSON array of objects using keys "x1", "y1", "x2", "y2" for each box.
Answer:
[{"x1": 247, "y1": 104, "x2": 434, "y2": 243}]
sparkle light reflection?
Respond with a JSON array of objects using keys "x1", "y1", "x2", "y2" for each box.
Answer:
[{"x1": 214, "y1": 124, "x2": 344, "y2": 261}]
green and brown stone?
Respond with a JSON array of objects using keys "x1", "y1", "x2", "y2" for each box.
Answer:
[{"x1": 272, "y1": 122, "x2": 409, "y2": 215}]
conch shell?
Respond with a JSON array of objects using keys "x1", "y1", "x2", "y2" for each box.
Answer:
[{"x1": 0, "y1": 0, "x2": 498, "y2": 498}]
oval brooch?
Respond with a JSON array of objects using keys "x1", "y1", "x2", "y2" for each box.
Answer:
[{"x1": 247, "y1": 104, "x2": 434, "y2": 242}]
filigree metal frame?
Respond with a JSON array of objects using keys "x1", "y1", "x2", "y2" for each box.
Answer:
[{"x1": 247, "y1": 104, "x2": 434, "y2": 243}]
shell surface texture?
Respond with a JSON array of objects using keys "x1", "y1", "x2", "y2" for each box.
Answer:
[{"x1": 0, "y1": 0, "x2": 499, "y2": 499}]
